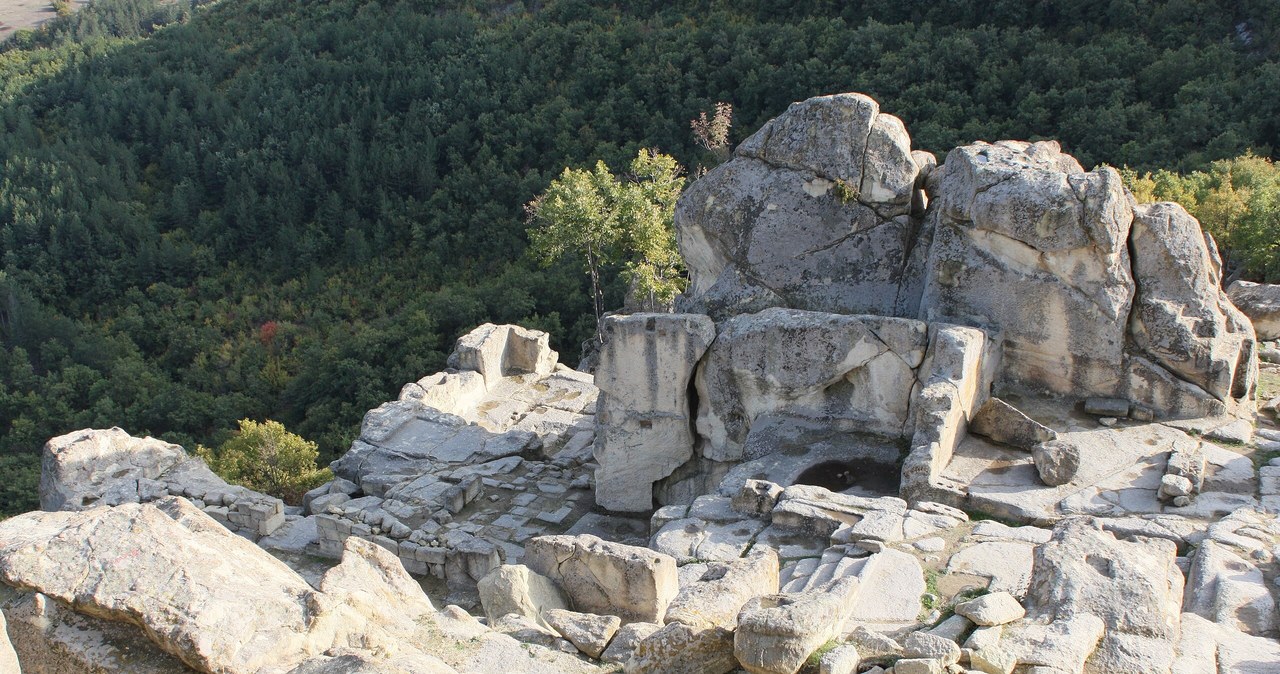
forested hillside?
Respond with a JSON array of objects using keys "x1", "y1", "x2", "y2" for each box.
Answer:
[{"x1": 1, "y1": 0, "x2": 1278, "y2": 514}]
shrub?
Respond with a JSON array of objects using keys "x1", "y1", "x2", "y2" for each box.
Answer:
[{"x1": 196, "y1": 419, "x2": 331, "y2": 503}]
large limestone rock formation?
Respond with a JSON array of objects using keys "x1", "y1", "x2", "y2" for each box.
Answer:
[
  {"x1": 672, "y1": 94, "x2": 1257, "y2": 423},
  {"x1": 919, "y1": 141, "x2": 1136, "y2": 399},
  {"x1": 315, "y1": 322, "x2": 600, "y2": 586},
  {"x1": 0, "y1": 499, "x2": 606, "y2": 674},
  {"x1": 1128, "y1": 201, "x2": 1257, "y2": 416},
  {"x1": 675, "y1": 93, "x2": 922, "y2": 319},
  {"x1": 40, "y1": 427, "x2": 187, "y2": 512},
  {"x1": 581, "y1": 90, "x2": 1260, "y2": 516},
  {"x1": 1023, "y1": 518, "x2": 1184, "y2": 673},
  {"x1": 694, "y1": 309, "x2": 927, "y2": 462},
  {"x1": 594, "y1": 313, "x2": 715, "y2": 511}
]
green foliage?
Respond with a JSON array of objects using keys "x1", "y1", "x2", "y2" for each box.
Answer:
[
  {"x1": 1124, "y1": 154, "x2": 1280, "y2": 282},
  {"x1": 528, "y1": 149, "x2": 686, "y2": 317},
  {"x1": 833, "y1": 179, "x2": 860, "y2": 204},
  {"x1": 196, "y1": 419, "x2": 331, "y2": 503},
  {"x1": 0, "y1": 0, "x2": 1279, "y2": 516},
  {"x1": 804, "y1": 638, "x2": 842, "y2": 670}
]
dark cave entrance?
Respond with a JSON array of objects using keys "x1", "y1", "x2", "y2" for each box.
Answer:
[{"x1": 792, "y1": 459, "x2": 901, "y2": 495}]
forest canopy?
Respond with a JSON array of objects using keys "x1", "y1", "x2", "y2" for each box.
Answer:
[{"x1": 0, "y1": 0, "x2": 1278, "y2": 515}]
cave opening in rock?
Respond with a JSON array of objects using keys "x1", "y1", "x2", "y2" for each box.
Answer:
[{"x1": 793, "y1": 459, "x2": 901, "y2": 495}]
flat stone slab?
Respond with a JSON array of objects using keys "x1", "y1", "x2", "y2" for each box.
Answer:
[
  {"x1": 941, "y1": 410, "x2": 1258, "y2": 524},
  {"x1": 945, "y1": 540, "x2": 1034, "y2": 596}
]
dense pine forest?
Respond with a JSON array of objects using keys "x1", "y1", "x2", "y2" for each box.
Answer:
[{"x1": 1, "y1": 0, "x2": 1278, "y2": 514}]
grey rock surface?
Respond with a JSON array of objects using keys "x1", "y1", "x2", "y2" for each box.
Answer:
[
  {"x1": 968, "y1": 398, "x2": 1056, "y2": 450},
  {"x1": 675, "y1": 93, "x2": 921, "y2": 320},
  {"x1": 476, "y1": 564, "x2": 569, "y2": 631},
  {"x1": 524, "y1": 534, "x2": 678, "y2": 624},
  {"x1": 625, "y1": 622, "x2": 736, "y2": 674},
  {"x1": 542, "y1": 609, "x2": 620, "y2": 658},
  {"x1": 593, "y1": 313, "x2": 715, "y2": 512},
  {"x1": 1024, "y1": 519, "x2": 1183, "y2": 673},
  {"x1": 664, "y1": 548, "x2": 779, "y2": 629},
  {"x1": 1129, "y1": 202, "x2": 1257, "y2": 414},
  {"x1": 695, "y1": 308, "x2": 927, "y2": 462},
  {"x1": 734, "y1": 577, "x2": 860, "y2": 674},
  {"x1": 1227, "y1": 280, "x2": 1280, "y2": 341}
]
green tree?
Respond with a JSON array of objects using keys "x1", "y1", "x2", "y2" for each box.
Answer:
[
  {"x1": 526, "y1": 149, "x2": 686, "y2": 320},
  {"x1": 196, "y1": 419, "x2": 331, "y2": 503}
]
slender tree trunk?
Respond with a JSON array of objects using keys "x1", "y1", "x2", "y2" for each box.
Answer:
[{"x1": 586, "y1": 247, "x2": 603, "y2": 322}]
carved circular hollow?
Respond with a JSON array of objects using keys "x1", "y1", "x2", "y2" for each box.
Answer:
[{"x1": 792, "y1": 459, "x2": 900, "y2": 495}]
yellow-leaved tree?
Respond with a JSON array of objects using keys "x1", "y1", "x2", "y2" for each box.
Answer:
[
  {"x1": 1124, "y1": 153, "x2": 1280, "y2": 283},
  {"x1": 197, "y1": 419, "x2": 332, "y2": 503}
]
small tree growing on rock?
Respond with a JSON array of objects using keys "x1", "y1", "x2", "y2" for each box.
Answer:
[
  {"x1": 196, "y1": 419, "x2": 331, "y2": 503},
  {"x1": 526, "y1": 148, "x2": 686, "y2": 321}
]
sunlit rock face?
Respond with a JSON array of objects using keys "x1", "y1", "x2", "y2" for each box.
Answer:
[{"x1": 675, "y1": 93, "x2": 1257, "y2": 421}]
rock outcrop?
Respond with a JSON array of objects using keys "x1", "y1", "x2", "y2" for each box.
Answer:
[
  {"x1": 40, "y1": 427, "x2": 286, "y2": 539},
  {"x1": 594, "y1": 313, "x2": 715, "y2": 511},
  {"x1": 672, "y1": 93, "x2": 1256, "y2": 423},
  {"x1": 1023, "y1": 518, "x2": 1184, "y2": 673},
  {"x1": 675, "y1": 93, "x2": 920, "y2": 320},
  {"x1": 1228, "y1": 280, "x2": 1280, "y2": 341},
  {"x1": 8, "y1": 90, "x2": 1279, "y2": 674},
  {"x1": 523, "y1": 534, "x2": 678, "y2": 624},
  {"x1": 0, "y1": 499, "x2": 606, "y2": 674}
]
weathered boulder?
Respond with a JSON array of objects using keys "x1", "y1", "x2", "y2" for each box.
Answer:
[
  {"x1": 1032, "y1": 440, "x2": 1080, "y2": 487},
  {"x1": 446, "y1": 323, "x2": 558, "y2": 387},
  {"x1": 695, "y1": 308, "x2": 928, "y2": 462},
  {"x1": 542, "y1": 609, "x2": 620, "y2": 659},
  {"x1": 732, "y1": 479, "x2": 784, "y2": 517},
  {"x1": 920, "y1": 140, "x2": 1134, "y2": 399},
  {"x1": 1128, "y1": 202, "x2": 1257, "y2": 414},
  {"x1": 968, "y1": 398, "x2": 1055, "y2": 450},
  {"x1": 995, "y1": 613, "x2": 1106, "y2": 674},
  {"x1": 1183, "y1": 540, "x2": 1277, "y2": 635},
  {"x1": 955, "y1": 592, "x2": 1025, "y2": 627},
  {"x1": 624, "y1": 622, "x2": 736, "y2": 674},
  {"x1": 664, "y1": 548, "x2": 779, "y2": 629},
  {"x1": 0, "y1": 498, "x2": 498, "y2": 674},
  {"x1": 1024, "y1": 519, "x2": 1183, "y2": 673},
  {"x1": 524, "y1": 535, "x2": 678, "y2": 624},
  {"x1": 817, "y1": 645, "x2": 860, "y2": 674},
  {"x1": 675, "y1": 93, "x2": 921, "y2": 320},
  {"x1": 600, "y1": 622, "x2": 661, "y2": 664},
  {"x1": 0, "y1": 607, "x2": 20, "y2": 674},
  {"x1": 903, "y1": 631, "x2": 960, "y2": 665},
  {"x1": 1227, "y1": 280, "x2": 1280, "y2": 341},
  {"x1": 40, "y1": 427, "x2": 187, "y2": 511},
  {"x1": 593, "y1": 313, "x2": 715, "y2": 512},
  {"x1": 0, "y1": 498, "x2": 326, "y2": 673},
  {"x1": 734, "y1": 577, "x2": 860, "y2": 674},
  {"x1": 477, "y1": 564, "x2": 570, "y2": 631},
  {"x1": 0, "y1": 585, "x2": 193, "y2": 673}
]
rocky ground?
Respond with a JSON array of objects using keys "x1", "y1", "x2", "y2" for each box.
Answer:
[{"x1": 4, "y1": 321, "x2": 1278, "y2": 674}]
